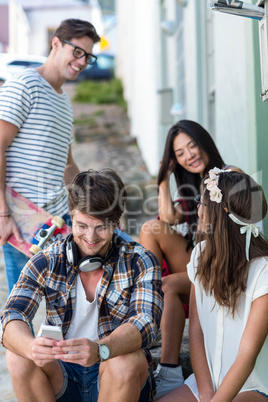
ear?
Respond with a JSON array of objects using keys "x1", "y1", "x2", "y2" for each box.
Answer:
[{"x1": 51, "y1": 36, "x2": 61, "y2": 50}]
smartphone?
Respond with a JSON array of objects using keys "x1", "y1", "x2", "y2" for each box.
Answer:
[{"x1": 41, "y1": 324, "x2": 63, "y2": 341}]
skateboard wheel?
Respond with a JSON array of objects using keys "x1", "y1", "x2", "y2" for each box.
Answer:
[
  {"x1": 51, "y1": 216, "x2": 65, "y2": 229},
  {"x1": 29, "y1": 244, "x2": 42, "y2": 255}
]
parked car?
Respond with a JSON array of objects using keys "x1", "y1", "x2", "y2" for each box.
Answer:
[
  {"x1": 0, "y1": 53, "x2": 47, "y2": 82},
  {"x1": 75, "y1": 53, "x2": 115, "y2": 82}
]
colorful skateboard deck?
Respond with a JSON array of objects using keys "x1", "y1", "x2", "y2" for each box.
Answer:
[{"x1": 6, "y1": 186, "x2": 72, "y2": 258}]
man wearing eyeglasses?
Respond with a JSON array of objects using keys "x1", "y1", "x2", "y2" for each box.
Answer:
[{"x1": 0, "y1": 19, "x2": 100, "y2": 295}]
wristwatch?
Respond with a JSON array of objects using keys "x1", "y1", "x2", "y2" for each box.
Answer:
[{"x1": 97, "y1": 343, "x2": 110, "y2": 362}]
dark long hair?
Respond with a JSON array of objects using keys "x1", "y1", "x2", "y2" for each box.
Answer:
[
  {"x1": 197, "y1": 171, "x2": 268, "y2": 315},
  {"x1": 158, "y1": 120, "x2": 225, "y2": 246}
]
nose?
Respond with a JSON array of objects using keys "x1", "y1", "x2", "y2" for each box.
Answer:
[
  {"x1": 185, "y1": 148, "x2": 194, "y2": 160},
  {"x1": 84, "y1": 227, "x2": 98, "y2": 242},
  {"x1": 78, "y1": 55, "x2": 87, "y2": 67}
]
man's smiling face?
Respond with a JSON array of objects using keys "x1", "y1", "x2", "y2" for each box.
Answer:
[
  {"x1": 72, "y1": 210, "x2": 115, "y2": 259},
  {"x1": 53, "y1": 35, "x2": 94, "y2": 81}
]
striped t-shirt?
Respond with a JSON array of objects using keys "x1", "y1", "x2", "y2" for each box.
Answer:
[{"x1": 0, "y1": 69, "x2": 73, "y2": 216}]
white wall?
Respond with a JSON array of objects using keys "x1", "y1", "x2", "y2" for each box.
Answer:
[
  {"x1": 116, "y1": 0, "x2": 160, "y2": 176},
  {"x1": 213, "y1": 12, "x2": 250, "y2": 173},
  {"x1": 183, "y1": 1, "x2": 199, "y2": 121},
  {"x1": 182, "y1": 3, "x2": 251, "y2": 173},
  {"x1": 9, "y1": 2, "x2": 103, "y2": 56},
  {"x1": 116, "y1": 0, "x2": 258, "y2": 177},
  {"x1": 9, "y1": 0, "x2": 30, "y2": 54},
  {"x1": 27, "y1": 7, "x2": 102, "y2": 56}
]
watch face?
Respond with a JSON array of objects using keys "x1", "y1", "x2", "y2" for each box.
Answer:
[{"x1": 99, "y1": 344, "x2": 110, "y2": 360}]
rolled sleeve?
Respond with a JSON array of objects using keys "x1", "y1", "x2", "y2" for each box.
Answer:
[
  {"x1": 0, "y1": 309, "x2": 32, "y2": 345},
  {"x1": 0, "y1": 254, "x2": 46, "y2": 345}
]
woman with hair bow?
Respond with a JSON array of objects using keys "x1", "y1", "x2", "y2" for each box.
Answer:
[
  {"x1": 140, "y1": 120, "x2": 240, "y2": 398},
  {"x1": 156, "y1": 169, "x2": 268, "y2": 402}
]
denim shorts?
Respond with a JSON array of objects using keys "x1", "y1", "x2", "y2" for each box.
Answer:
[
  {"x1": 254, "y1": 390, "x2": 268, "y2": 399},
  {"x1": 56, "y1": 361, "x2": 151, "y2": 402}
]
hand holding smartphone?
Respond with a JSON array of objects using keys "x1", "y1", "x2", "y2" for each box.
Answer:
[{"x1": 41, "y1": 324, "x2": 63, "y2": 341}]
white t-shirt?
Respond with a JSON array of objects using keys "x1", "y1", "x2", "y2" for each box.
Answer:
[
  {"x1": 0, "y1": 69, "x2": 73, "y2": 216},
  {"x1": 65, "y1": 275, "x2": 100, "y2": 341},
  {"x1": 185, "y1": 241, "x2": 268, "y2": 399}
]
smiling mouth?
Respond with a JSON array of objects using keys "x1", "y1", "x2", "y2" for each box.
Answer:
[
  {"x1": 71, "y1": 65, "x2": 80, "y2": 72},
  {"x1": 83, "y1": 239, "x2": 101, "y2": 247},
  {"x1": 190, "y1": 158, "x2": 202, "y2": 167}
]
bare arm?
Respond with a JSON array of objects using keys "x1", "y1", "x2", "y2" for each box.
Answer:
[
  {"x1": 99, "y1": 322, "x2": 142, "y2": 358},
  {"x1": 158, "y1": 160, "x2": 186, "y2": 225},
  {"x1": 3, "y1": 320, "x2": 36, "y2": 359},
  {"x1": 0, "y1": 120, "x2": 24, "y2": 245},
  {"x1": 189, "y1": 285, "x2": 215, "y2": 401},
  {"x1": 3, "y1": 320, "x2": 60, "y2": 367},
  {"x1": 64, "y1": 145, "x2": 80, "y2": 186},
  {"x1": 211, "y1": 294, "x2": 268, "y2": 402}
]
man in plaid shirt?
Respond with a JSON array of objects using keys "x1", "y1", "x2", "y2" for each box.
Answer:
[{"x1": 0, "y1": 169, "x2": 163, "y2": 402}]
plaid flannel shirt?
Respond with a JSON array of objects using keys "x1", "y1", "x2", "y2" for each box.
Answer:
[{"x1": 0, "y1": 235, "x2": 163, "y2": 394}]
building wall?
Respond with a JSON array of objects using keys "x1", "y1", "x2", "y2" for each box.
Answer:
[
  {"x1": 182, "y1": 3, "x2": 251, "y2": 176},
  {"x1": 116, "y1": 0, "x2": 160, "y2": 176},
  {"x1": 213, "y1": 12, "x2": 249, "y2": 173},
  {"x1": 26, "y1": 7, "x2": 101, "y2": 56},
  {"x1": 8, "y1": 0, "x2": 30, "y2": 54},
  {"x1": 8, "y1": 1, "x2": 103, "y2": 56},
  {"x1": 116, "y1": 0, "x2": 268, "y2": 235},
  {"x1": 248, "y1": 20, "x2": 268, "y2": 234},
  {"x1": 0, "y1": 4, "x2": 9, "y2": 52}
]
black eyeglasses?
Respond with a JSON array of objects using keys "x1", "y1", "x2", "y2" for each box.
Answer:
[
  {"x1": 194, "y1": 195, "x2": 207, "y2": 207},
  {"x1": 63, "y1": 40, "x2": 97, "y2": 65}
]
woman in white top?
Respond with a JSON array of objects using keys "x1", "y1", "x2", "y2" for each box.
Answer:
[{"x1": 156, "y1": 168, "x2": 268, "y2": 401}]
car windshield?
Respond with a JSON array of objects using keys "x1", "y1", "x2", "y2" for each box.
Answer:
[
  {"x1": 8, "y1": 61, "x2": 43, "y2": 68},
  {"x1": 97, "y1": 56, "x2": 114, "y2": 69}
]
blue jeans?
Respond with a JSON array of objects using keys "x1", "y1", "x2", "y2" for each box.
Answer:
[
  {"x1": 3, "y1": 213, "x2": 72, "y2": 294},
  {"x1": 57, "y1": 361, "x2": 151, "y2": 402},
  {"x1": 2, "y1": 243, "x2": 30, "y2": 294}
]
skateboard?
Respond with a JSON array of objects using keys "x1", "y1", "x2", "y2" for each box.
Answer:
[{"x1": 6, "y1": 185, "x2": 72, "y2": 258}]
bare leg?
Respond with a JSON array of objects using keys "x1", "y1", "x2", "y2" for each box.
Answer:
[
  {"x1": 155, "y1": 384, "x2": 197, "y2": 401},
  {"x1": 155, "y1": 386, "x2": 268, "y2": 401},
  {"x1": 6, "y1": 350, "x2": 63, "y2": 402},
  {"x1": 140, "y1": 219, "x2": 192, "y2": 362},
  {"x1": 140, "y1": 219, "x2": 191, "y2": 273},
  {"x1": 234, "y1": 391, "x2": 268, "y2": 401},
  {"x1": 160, "y1": 273, "x2": 190, "y2": 364},
  {"x1": 98, "y1": 350, "x2": 148, "y2": 402}
]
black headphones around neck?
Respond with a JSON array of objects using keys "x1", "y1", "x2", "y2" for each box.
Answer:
[{"x1": 66, "y1": 234, "x2": 115, "y2": 272}]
